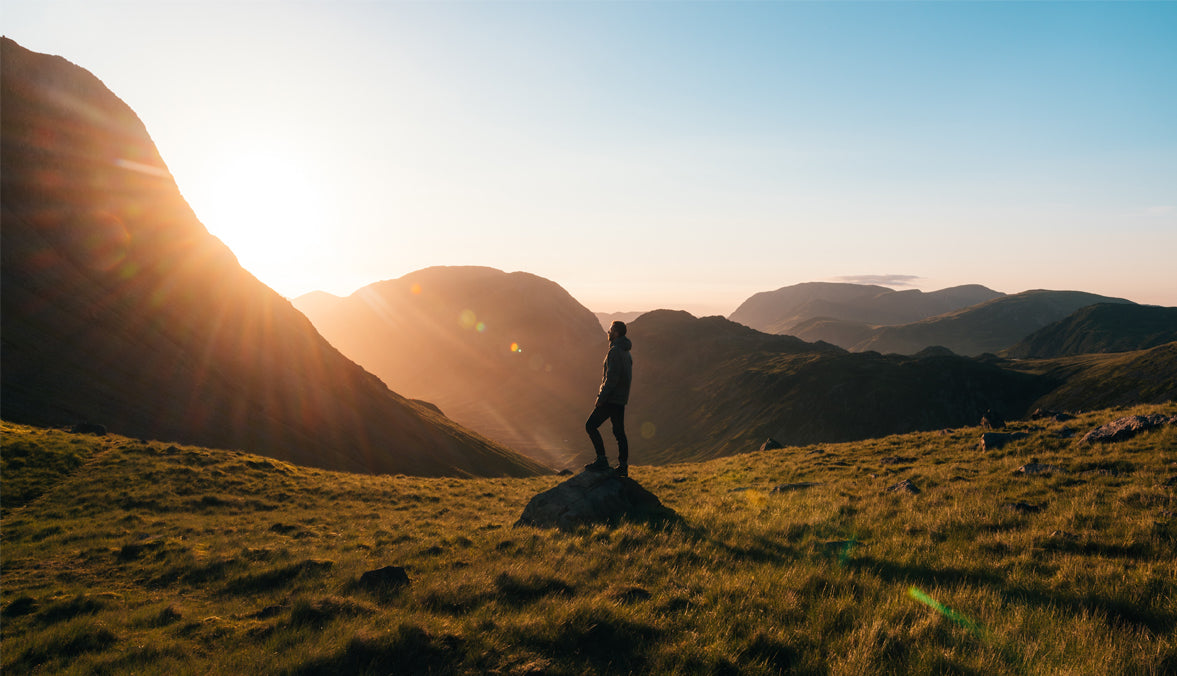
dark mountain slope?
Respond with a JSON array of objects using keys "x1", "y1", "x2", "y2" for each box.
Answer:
[
  {"x1": 0, "y1": 38, "x2": 544, "y2": 477},
  {"x1": 1003, "y1": 304, "x2": 1177, "y2": 359},
  {"x1": 1009, "y1": 342, "x2": 1177, "y2": 412},
  {"x1": 728, "y1": 282, "x2": 1002, "y2": 335},
  {"x1": 854, "y1": 290, "x2": 1134, "y2": 356},
  {"x1": 625, "y1": 311, "x2": 1052, "y2": 463},
  {"x1": 294, "y1": 267, "x2": 603, "y2": 466}
]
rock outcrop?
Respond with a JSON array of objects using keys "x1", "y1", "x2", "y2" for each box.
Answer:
[
  {"x1": 515, "y1": 471, "x2": 680, "y2": 531},
  {"x1": 1082, "y1": 414, "x2": 1175, "y2": 444}
]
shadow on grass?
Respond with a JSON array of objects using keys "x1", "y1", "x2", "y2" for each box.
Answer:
[
  {"x1": 287, "y1": 624, "x2": 464, "y2": 676},
  {"x1": 850, "y1": 555, "x2": 1176, "y2": 635},
  {"x1": 519, "y1": 605, "x2": 662, "y2": 674},
  {"x1": 223, "y1": 559, "x2": 334, "y2": 595}
]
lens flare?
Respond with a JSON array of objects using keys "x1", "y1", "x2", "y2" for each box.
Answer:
[
  {"x1": 459, "y1": 310, "x2": 477, "y2": 330},
  {"x1": 908, "y1": 587, "x2": 984, "y2": 636},
  {"x1": 640, "y1": 421, "x2": 656, "y2": 439},
  {"x1": 510, "y1": 342, "x2": 522, "y2": 353},
  {"x1": 476, "y1": 322, "x2": 486, "y2": 333},
  {"x1": 410, "y1": 283, "x2": 422, "y2": 295}
]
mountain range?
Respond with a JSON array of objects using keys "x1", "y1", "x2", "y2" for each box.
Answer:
[
  {"x1": 728, "y1": 282, "x2": 1004, "y2": 335},
  {"x1": 293, "y1": 267, "x2": 602, "y2": 467},
  {"x1": 3, "y1": 37, "x2": 1174, "y2": 476},
  {"x1": 733, "y1": 283, "x2": 1134, "y2": 356},
  {"x1": 0, "y1": 38, "x2": 544, "y2": 478}
]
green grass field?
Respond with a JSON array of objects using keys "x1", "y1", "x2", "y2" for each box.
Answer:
[{"x1": 2, "y1": 404, "x2": 1174, "y2": 674}]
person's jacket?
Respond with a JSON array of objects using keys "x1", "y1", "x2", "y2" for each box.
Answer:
[{"x1": 596, "y1": 335, "x2": 633, "y2": 406}]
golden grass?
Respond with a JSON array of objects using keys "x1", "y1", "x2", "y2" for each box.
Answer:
[{"x1": 2, "y1": 404, "x2": 1174, "y2": 674}]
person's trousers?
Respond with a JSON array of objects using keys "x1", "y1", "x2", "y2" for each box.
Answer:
[{"x1": 586, "y1": 403, "x2": 628, "y2": 465}]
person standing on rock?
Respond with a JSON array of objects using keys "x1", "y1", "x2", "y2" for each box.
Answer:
[{"x1": 584, "y1": 320, "x2": 633, "y2": 477}]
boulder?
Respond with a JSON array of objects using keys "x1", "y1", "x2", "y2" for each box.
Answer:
[
  {"x1": 515, "y1": 471, "x2": 680, "y2": 531},
  {"x1": 980, "y1": 409, "x2": 1005, "y2": 429},
  {"x1": 759, "y1": 438, "x2": 783, "y2": 451},
  {"x1": 887, "y1": 478, "x2": 920, "y2": 494},
  {"x1": 1015, "y1": 462, "x2": 1064, "y2": 476},
  {"x1": 1081, "y1": 414, "x2": 1175, "y2": 444},
  {"x1": 980, "y1": 431, "x2": 1028, "y2": 450}
]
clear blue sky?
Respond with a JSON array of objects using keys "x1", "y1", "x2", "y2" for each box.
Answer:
[{"x1": 6, "y1": 1, "x2": 1176, "y2": 313}]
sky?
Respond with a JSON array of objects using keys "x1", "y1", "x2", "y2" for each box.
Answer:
[{"x1": 5, "y1": 1, "x2": 1176, "y2": 315}]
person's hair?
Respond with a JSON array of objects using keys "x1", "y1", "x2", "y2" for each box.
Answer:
[{"x1": 610, "y1": 320, "x2": 627, "y2": 336}]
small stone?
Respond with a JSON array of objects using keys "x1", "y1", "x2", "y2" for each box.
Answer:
[
  {"x1": 1015, "y1": 462, "x2": 1064, "y2": 476},
  {"x1": 887, "y1": 479, "x2": 920, "y2": 494}
]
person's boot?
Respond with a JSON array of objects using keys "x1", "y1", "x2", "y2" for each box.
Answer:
[
  {"x1": 584, "y1": 456, "x2": 610, "y2": 472},
  {"x1": 614, "y1": 464, "x2": 628, "y2": 478}
]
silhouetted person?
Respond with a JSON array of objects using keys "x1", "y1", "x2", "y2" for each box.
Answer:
[{"x1": 585, "y1": 320, "x2": 633, "y2": 476}]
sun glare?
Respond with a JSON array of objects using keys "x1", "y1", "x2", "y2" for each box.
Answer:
[{"x1": 191, "y1": 144, "x2": 328, "y2": 294}]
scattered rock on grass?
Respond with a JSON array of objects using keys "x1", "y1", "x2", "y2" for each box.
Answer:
[
  {"x1": 760, "y1": 438, "x2": 783, "y2": 451},
  {"x1": 981, "y1": 409, "x2": 1005, "y2": 429},
  {"x1": 1082, "y1": 414, "x2": 1175, "y2": 444},
  {"x1": 1015, "y1": 462, "x2": 1065, "y2": 476},
  {"x1": 887, "y1": 479, "x2": 920, "y2": 494},
  {"x1": 980, "y1": 432, "x2": 1028, "y2": 450}
]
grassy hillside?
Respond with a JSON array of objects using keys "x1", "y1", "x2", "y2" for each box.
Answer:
[
  {"x1": 1011, "y1": 342, "x2": 1177, "y2": 412},
  {"x1": 4, "y1": 406, "x2": 1174, "y2": 674},
  {"x1": 1003, "y1": 304, "x2": 1177, "y2": 359}
]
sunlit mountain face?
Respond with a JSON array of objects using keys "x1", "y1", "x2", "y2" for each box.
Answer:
[
  {"x1": 296, "y1": 266, "x2": 603, "y2": 468},
  {"x1": 0, "y1": 38, "x2": 545, "y2": 478}
]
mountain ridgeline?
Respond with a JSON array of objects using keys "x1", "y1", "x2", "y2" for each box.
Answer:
[
  {"x1": 294, "y1": 267, "x2": 603, "y2": 467},
  {"x1": 623, "y1": 311, "x2": 1054, "y2": 463},
  {"x1": 729, "y1": 282, "x2": 1004, "y2": 336},
  {"x1": 733, "y1": 282, "x2": 1136, "y2": 357},
  {"x1": 0, "y1": 38, "x2": 545, "y2": 478},
  {"x1": 1002, "y1": 303, "x2": 1177, "y2": 359}
]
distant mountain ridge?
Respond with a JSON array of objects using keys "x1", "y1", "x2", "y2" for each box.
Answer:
[
  {"x1": 294, "y1": 266, "x2": 603, "y2": 467},
  {"x1": 0, "y1": 38, "x2": 544, "y2": 478},
  {"x1": 625, "y1": 310, "x2": 1054, "y2": 463},
  {"x1": 1002, "y1": 304, "x2": 1177, "y2": 358},
  {"x1": 728, "y1": 282, "x2": 1003, "y2": 334},
  {"x1": 852, "y1": 290, "x2": 1134, "y2": 356},
  {"x1": 747, "y1": 285, "x2": 1136, "y2": 356}
]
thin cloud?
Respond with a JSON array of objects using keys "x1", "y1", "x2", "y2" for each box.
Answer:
[{"x1": 833, "y1": 274, "x2": 922, "y2": 287}]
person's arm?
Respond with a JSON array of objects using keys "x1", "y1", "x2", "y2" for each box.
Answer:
[{"x1": 596, "y1": 347, "x2": 619, "y2": 406}]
